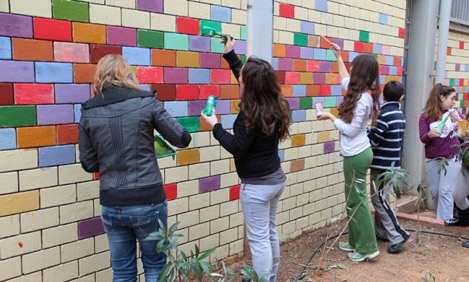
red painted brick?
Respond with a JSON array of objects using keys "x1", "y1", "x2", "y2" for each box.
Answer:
[
  {"x1": 57, "y1": 124, "x2": 79, "y2": 144},
  {"x1": 398, "y1": 28, "x2": 405, "y2": 38},
  {"x1": 0, "y1": 83, "x2": 13, "y2": 105},
  {"x1": 447, "y1": 47, "x2": 452, "y2": 55},
  {"x1": 307, "y1": 61, "x2": 320, "y2": 72},
  {"x1": 354, "y1": 42, "x2": 364, "y2": 53},
  {"x1": 177, "y1": 17, "x2": 200, "y2": 35},
  {"x1": 319, "y1": 85, "x2": 331, "y2": 96},
  {"x1": 320, "y1": 36, "x2": 332, "y2": 49},
  {"x1": 460, "y1": 41, "x2": 464, "y2": 49},
  {"x1": 94, "y1": 173, "x2": 100, "y2": 180},
  {"x1": 285, "y1": 72, "x2": 300, "y2": 84},
  {"x1": 176, "y1": 85, "x2": 199, "y2": 100},
  {"x1": 397, "y1": 67, "x2": 403, "y2": 76},
  {"x1": 90, "y1": 44, "x2": 122, "y2": 64},
  {"x1": 14, "y1": 84, "x2": 54, "y2": 104},
  {"x1": 211, "y1": 69, "x2": 231, "y2": 84},
  {"x1": 279, "y1": 3, "x2": 294, "y2": 18},
  {"x1": 164, "y1": 183, "x2": 177, "y2": 201},
  {"x1": 199, "y1": 85, "x2": 220, "y2": 99},
  {"x1": 230, "y1": 184, "x2": 240, "y2": 201},
  {"x1": 276, "y1": 71, "x2": 286, "y2": 84},
  {"x1": 34, "y1": 18, "x2": 72, "y2": 41},
  {"x1": 393, "y1": 57, "x2": 402, "y2": 67},
  {"x1": 137, "y1": 67, "x2": 163, "y2": 83},
  {"x1": 151, "y1": 84, "x2": 176, "y2": 101}
]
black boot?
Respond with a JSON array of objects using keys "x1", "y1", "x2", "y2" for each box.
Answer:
[{"x1": 445, "y1": 206, "x2": 469, "y2": 226}]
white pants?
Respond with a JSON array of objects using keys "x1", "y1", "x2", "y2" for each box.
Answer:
[
  {"x1": 240, "y1": 181, "x2": 286, "y2": 282},
  {"x1": 453, "y1": 168, "x2": 469, "y2": 210}
]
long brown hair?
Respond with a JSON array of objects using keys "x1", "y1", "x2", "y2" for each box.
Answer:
[
  {"x1": 240, "y1": 57, "x2": 290, "y2": 140},
  {"x1": 92, "y1": 54, "x2": 141, "y2": 96},
  {"x1": 423, "y1": 83, "x2": 455, "y2": 120},
  {"x1": 338, "y1": 55, "x2": 380, "y2": 124}
]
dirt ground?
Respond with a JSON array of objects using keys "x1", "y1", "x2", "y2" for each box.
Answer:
[{"x1": 220, "y1": 217, "x2": 469, "y2": 282}]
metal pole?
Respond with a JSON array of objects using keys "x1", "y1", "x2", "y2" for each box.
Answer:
[{"x1": 435, "y1": 0, "x2": 453, "y2": 83}]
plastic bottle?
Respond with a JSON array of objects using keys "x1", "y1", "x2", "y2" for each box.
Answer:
[
  {"x1": 438, "y1": 114, "x2": 450, "y2": 132},
  {"x1": 202, "y1": 95, "x2": 218, "y2": 116}
]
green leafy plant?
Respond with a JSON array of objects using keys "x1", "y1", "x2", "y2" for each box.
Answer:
[
  {"x1": 240, "y1": 262, "x2": 268, "y2": 282},
  {"x1": 415, "y1": 181, "x2": 428, "y2": 245},
  {"x1": 376, "y1": 162, "x2": 410, "y2": 199},
  {"x1": 422, "y1": 271, "x2": 437, "y2": 282}
]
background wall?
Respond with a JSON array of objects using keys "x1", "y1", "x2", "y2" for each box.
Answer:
[
  {"x1": 0, "y1": 0, "x2": 416, "y2": 281},
  {"x1": 446, "y1": 31, "x2": 469, "y2": 115}
]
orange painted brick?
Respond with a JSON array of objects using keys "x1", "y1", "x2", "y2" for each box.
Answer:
[
  {"x1": 320, "y1": 36, "x2": 332, "y2": 49},
  {"x1": 326, "y1": 73, "x2": 337, "y2": 84},
  {"x1": 341, "y1": 51, "x2": 349, "y2": 63},
  {"x1": 200, "y1": 115, "x2": 220, "y2": 131},
  {"x1": 220, "y1": 85, "x2": 240, "y2": 99},
  {"x1": 74, "y1": 64, "x2": 97, "y2": 83},
  {"x1": 300, "y1": 72, "x2": 313, "y2": 84},
  {"x1": 290, "y1": 158, "x2": 304, "y2": 172},
  {"x1": 291, "y1": 134, "x2": 305, "y2": 147},
  {"x1": 317, "y1": 131, "x2": 330, "y2": 143},
  {"x1": 273, "y1": 44, "x2": 286, "y2": 57},
  {"x1": 57, "y1": 124, "x2": 79, "y2": 144},
  {"x1": 293, "y1": 59, "x2": 307, "y2": 72},
  {"x1": 332, "y1": 62, "x2": 339, "y2": 73},
  {"x1": 177, "y1": 148, "x2": 200, "y2": 166},
  {"x1": 307, "y1": 85, "x2": 320, "y2": 97},
  {"x1": 176, "y1": 51, "x2": 199, "y2": 67},
  {"x1": 281, "y1": 85, "x2": 293, "y2": 97},
  {"x1": 12, "y1": 39, "x2": 53, "y2": 61},
  {"x1": 308, "y1": 35, "x2": 319, "y2": 47},
  {"x1": 152, "y1": 49, "x2": 176, "y2": 67},
  {"x1": 17, "y1": 126, "x2": 56, "y2": 148},
  {"x1": 0, "y1": 191, "x2": 39, "y2": 216},
  {"x1": 73, "y1": 22, "x2": 106, "y2": 44},
  {"x1": 230, "y1": 99, "x2": 240, "y2": 114},
  {"x1": 230, "y1": 72, "x2": 237, "y2": 84},
  {"x1": 221, "y1": 57, "x2": 230, "y2": 69},
  {"x1": 377, "y1": 55, "x2": 386, "y2": 65}
]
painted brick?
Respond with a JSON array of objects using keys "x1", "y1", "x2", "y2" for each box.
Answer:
[
  {"x1": 211, "y1": 37, "x2": 225, "y2": 53},
  {"x1": 21, "y1": 207, "x2": 59, "y2": 233},
  {"x1": 54, "y1": 42, "x2": 89, "y2": 63},
  {"x1": 0, "y1": 149, "x2": 38, "y2": 172},
  {"x1": 230, "y1": 184, "x2": 240, "y2": 201},
  {"x1": 0, "y1": 36, "x2": 10, "y2": 59},
  {"x1": 0, "y1": 61, "x2": 34, "y2": 82},
  {"x1": 122, "y1": 8, "x2": 150, "y2": 29},
  {"x1": 17, "y1": 126, "x2": 56, "y2": 148},
  {"x1": 281, "y1": 85, "x2": 293, "y2": 97},
  {"x1": 286, "y1": 98, "x2": 299, "y2": 110},
  {"x1": 73, "y1": 64, "x2": 97, "y2": 84},
  {"x1": 138, "y1": 0, "x2": 163, "y2": 12},
  {"x1": 164, "y1": 101, "x2": 188, "y2": 117},
  {"x1": 293, "y1": 85, "x2": 306, "y2": 97},
  {"x1": 200, "y1": 53, "x2": 220, "y2": 68},
  {"x1": 299, "y1": 72, "x2": 313, "y2": 84},
  {"x1": 90, "y1": 44, "x2": 122, "y2": 63},
  {"x1": 53, "y1": 0, "x2": 89, "y2": 22},
  {"x1": 35, "y1": 62, "x2": 72, "y2": 83},
  {"x1": 0, "y1": 106, "x2": 36, "y2": 127},
  {"x1": 90, "y1": 3, "x2": 122, "y2": 26},
  {"x1": 279, "y1": 3, "x2": 294, "y2": 18},
  {"x1": 177, "y1": 51, "x2": 199, "y2": 67},
  {"x1": 294, "y1": 33, "x2": 308, "y2": 47},
  {"x1": 199, "y1": 175, "x2": 220, "y2": 193},
  {"x1": 177, "y1": 17, "x2": 200, "y2": 35},
  {"x1": 189, "y1": 68, "x2": 210, "y2": 84},
  {"x1": 164, "y1": 0, "x2": 188, "y2": 16},
  {"x1": 0, "y1": 13, "x2": 32, "y2": 38},
  {"x1": 301, "y1": 21, "x2": 315, "y2": 34},
  {"x1": 79, "y1": 251, "x2": 110, "y2": 276},
  {"x1": 137, "y1": 67, "x2": 163, "y2": 83},
  {"x1": 55, "y1": 84, "x2": 90, "y2": 104},
  {"x1": 211, "y1": 69, "x2": 231, "y2": 84},
  {"x1": 138, "y1": 30, "x2": 163, "y2": 49},
  {"x1": 37, "y1": 104, "x2": 74, "y2": 125},
  {"x1": 291, "y1": 135, "x2": 305, "y2": 147},
  {"x1": 152, "y1": 84, "x2": 176, "y2": 101},
  {"x1": 230, "y1": 99, "x2": 240, "y2": 113},
  {"x1": 221, "y1": 114, "x2": 237, "y2": 129},
  {"x1": 291, "y1": 158, "x2": 304, "y2": 172},
  {"x1": 78, "y1": 217, "x2": 105, "y2": 239},
  {"x1": 165, "y1": 33, "x2": 189, "y2": 50},
  {"x1": 234, "y1": 40, "x2": 247, "y2": 55},
  {"x1": 178, "y1": 116, "x2": 201, "y2": 132},
  {"x1": 14, "y1": 84, "x2": 54, "y2": 105},
  {"x1": 211, "y1": 5, "x2": 231, "y2": 22},
  {"x1": 177, "y1": 148, "x2": 200, "y2": 166},
  {"x1": 23, "y1": 246, "x2": 60, "y2": 274},
  {"x1": 164, "y1": 67, "x2": 188, "y2": 83},
  {"x1": 300, "y1": 47, "x2": 314, "y2": 60},
  {"x1": 0, "y1": 190, "x2": 39, "y2": 216},
  {"x1": 398, "y1": 28, "x2": 405, "y2": 38},
  {"x1": 220, "y1": 85, "x2": 239, "y2": 99},
  {"x1": 317, "y1": 131, "x2": 330, "y2": 143},
  {"x1": 0, "y1": 128, "x2": 15, "y2": 150},
  {"x1": 57, "y1": 124, "x2": 78, "y2": 144},
  {"x1": 39, "y1": 145, "x2": 75, "y2": 167},
  {"x1": 43, "y1": 261, "x2": 79, "y2": 282},
  {"x1": 152, "y1": 49, "x2": 176, "y2": 66},
  {"x1": 188, "y1": 100, "x2": 205, "y2": 116},
  {"x1": 199, "y1": 85, "x2": 220, "y2": 99},
  {"x1": 12, "y1": 38, "x2": 52, "y2": 61},
  {"x1": 273, "y1": 44, "x2": 286, "y2": 58},
  {"x1": 73, "y1": 22, "x2": 106, "y2": 44},
  {"x1": 0, "y1": 83, "x2": 13, "y2": 105},
  {"x1": 306, "y1": 85, "x2": 320, "y2": 96},
  {"x1": 292, "y1": 110, "x2": 306, "y2": 122},
  {"x1": 123, "y1": 47, "x2": 151, "y2": 65},
  {"x1": 286, "y1": 72, "x2": 300, "y2": 84},
  {"x1": 278, "y1": 58, "x2": 293, "y2": 71},
  {"x1": 293, "y1": 59, "x2": 306, "y2": 71},
  {"x1": 176, "y1": 85, "x2": 199, "y2": 100},
  {"x1": 189, "y1": 36, "x2": 210, "y2": 52},
  {"x1": 0, "y1": 257, "x2": 21, "y2": 281}
]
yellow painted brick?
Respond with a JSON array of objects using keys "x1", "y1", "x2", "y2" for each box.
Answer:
[
  {"x1": 230, "y1": 99, "x2": 240, "y2": 113},
  {"x1": 79, "y1": 251, "x2": 110, "y2": 276},
  {"x1": 106, "y1": 0, "x2": 135, "y2": 8},
  {"x1": 21, "y1": 207, "x2": 58, "y2": 233},
  {"x1": 164, "y1": 0, "x2": 188, "y2": 16},
  {"x1": 95, "y1": 234, "x2": 109, "y2": 252},
  {"x1": 89, "y1": 3, "x2": 121, "y2": 26},
  {"x1": 188, "y1": 222, "x2": 209, "y2": 240},
  {"x1": 122, "y1": 8, "x2": 150, "y2": 29},
  {"x1": 0, "y1": 149, "x2": 37, "y2": 172},
  {"x1": 317, "y1": 131, "x2": 330, "y2": 143},
  {"x1": 77, "y1": 180, "x2": 99, "y2": 201},
  {"x1": 229, "y1": 158, "x2": 236, "y2": 172},
  {"x1": 43, "y1": 223, "x2": 77, "y2": 248},
  {"x1": 291, "y1": 134, "x2": 305, "y2": 147},
  {"x1": 0, "y1": 171, "x2": 18, "y2": 194},
  {"x1": 210, "y1": 159, "x2": 230, "y2": 175},
  {"x1": 188, "y1": 163, "x2": 210, "y2": 180},
  {"x1": 42, "y1": 261, "x2": 78, "y2": 282},
  {"x1": 0, "y1": 215, "x2": 19, "y2": 238},
  {"x1": 0, "y1": 231, "x2": 41, "y2": 259},
  {"x1": 19, "y1": 167, "x2": 57, "y2": 191},
  {"x1": 177, "y1": 210, "x2": 199, "y2": 228},
  {"x1": 60, "y1": 201, "x2": 94, "y2": 224},
  {"x1": 0, "y1": 190, "x2": 38, "y2": 216},
  {"x1": 232, "y1": 8, "x2": 247, "y2": 25},
  {"x1": 0, "y1": 256, "x2": 21, "y2": 281},
  {"x1": 61, "y1": 238, "x2": 94, "y2": 262},
  {"x1": 188, "y1": 1, "x2": 210, "y2": 19},
  {"x1": 150, "y1": 12, "x2": 176, "y2": 32},
  {"x1": 11, "y1": 0, "x2": 51, "y2": 17},
  {"x1": 177, "y1": 148, "x2": 200, "y2": 166},
  {"x1": 40, "y1": 184, "x2": 76, "y2": 208},
  {"x1": 176, "y1": 51, "x2": 199, "y2": 67}
]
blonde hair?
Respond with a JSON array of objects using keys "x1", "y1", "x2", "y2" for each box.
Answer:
[{"x1": 92, "y1": 54, "x2": 141, "y2": 97}]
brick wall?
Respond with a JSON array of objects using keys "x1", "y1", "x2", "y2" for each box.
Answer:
[{"x1": 446, "y1": 31, "x2": 469, "y2": 115}]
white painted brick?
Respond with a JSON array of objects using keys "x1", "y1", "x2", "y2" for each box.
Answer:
[
  {"x1": 278, "y1": 30, "x2": 293, "y2": 45},
  {"x1": 177, "y1": 210, "x2": 199, "y2": 228},
  {"x1": 21, "y1": 207, "x2": 58, "y2": 233},
  {"x1": 211, "y1": 243, "x2": 229, "y2": 262},
  {"x1": 0, "y1": 231, "x2": 41, "y2": 258},
  {"x1": 290, "y1": 122, "x2": 299, "y2": 135},
  {"x1": 321, "y1": 13, "x2": 333, "y2": 25},
  {"x1": 229, "y1": 238, "x2": 243, "y2": 256},
  {"x1": 165, "y1": 166, "x2": 188, "y2": 183},
  {"x1": 220, "y1": 200, "x2": 238, "y2": 216},
  {"x1": 43, "y1": 261, "x2": 79, "y2": 282},
  {"x1": 95, "y1": 234, "x2": 109, "y2": 253},
  {"x1": 61, "y1": 238, "x2": 94, "y2": 262},
  {"x1": 0, "y1": 256, "x2": 21, "y2": 281},
  {"x1": 122, "y1": 8, "x2": 150, "y2": 29},
  {"x1": 77, "y1": 0, "x2": 104, "y2": 3},
  {"x1": 177, "y1": 180, "x2": 199, "y2": 197},
  {"x1": 326, "y1": 26, "x2": 339, "y2": 37},
  {"x1": 106, "y1": 0, "x2": 135, "y2": 8},
  {"x1": 314, "y1": 23, "x2": 326, "y2": 36},
  {"x1": 96, "y1": 268, "x2": 113, "y2": 282},
  {"x1": 0, "y1": 0, "x2": 8, "y2": 12},
  {"x1": 220, "y1": 172, "x2": 239, "y2": 188},
  {"x1": 210, "y1": 133, "x2": 220, "y2": 146},
  {"x1": 200, "y1": 205, "x2": 219, "y2": 222},
  {"x1": 200, "y1": 146, "x2": 220, "y2": 162},
  {"x1": 290, "y1": 183, "x2": 304, "y2": 197},
  {"x1": 94, "y1": 198, "x2": 101, "y2": 217},
  {"x1": 188, "y1": 163, "x2": 210, "y2": 180},
  {"x1": 222, "y1": 0, "x2": 240, "y2": 8},
  {"x1": 79, "y1": 251, "x2": 111, "y2": 276},
  {"x1": 22, "y1": 246, "x2": 60, "y2": 273},
  {"x1": 304, "y1": 179, "x2": 316, "y2": 193},
  {"x1": 219, "y1": 146, "x2": 231, "y2": 158},
  {"x1": 164, "y1": 0, "x2": 188, "y2": 16},
  {"x1": 221, "y1": 23, "x2": 240, "y2": 39},
  {"x1": 8, "y1": 272, "x2": 42, "y2": 282},
  {"x1": 60, "y1": 164, "x2": 93, "y2": 185},
  {"x1": 0, "y1": 171, "x2": 18, "y2": 194},
  {"x1": 298, "y1": 145, "x2": 312, "y2": 158},
  {"x1": 284, "y1": 147, "x2": 299, "y2": 161},
  {"x1": 89, "y1": 3, "x2": 121, "y2": 26},
  {"x1": 199, "y1": 0, "x2": 221, "y2": 4},
  {"x1": 77, "y1": 180, "x2": 99, "y2": 201},
  {"x1": 0, "y1": 214, "x2": 19, "y2": 238},
  {"x1": 229, "y1": 212, "x2": 243, "y2": 228},
  {"x1": 200, "y1": 233, "x2": 219, "y2": 252},
  {"x1": 60, "y1": 201, "x2": 94, "y2": 224},
  {"x1": 189, "y1": 222, "x2": 209, "y2": 240},
  {"x1": 219, "y1": 227, "x2": 237, "y2": 245},
  {"x1": 176, "y1": 227, "x2": 188, "y2": 244},
  {"x1": 168, "y1": 197, "x2": 188, "y2": 215},
  {"x1": 157, "y1": 155, "x2": 176, "y2": 169},
  {"x1": 210, "y1": 216, "x2": 229, "y2": 234},
  {"x1": 232, "y1": 8, "x2": 247, "y2": 25},
  {"x1": 0, "y1": 149, "x2": 37, "y2": 172},
  {"x1": 19, "y1": 167, "x2": 57, "y2": 191},
  {"x1": 43, "y1": 223, "x2": 77, "y2": 248},
  {"x1": 210, "y1": 159, "x2": 230, "y2": 175},
  {"x1": 274, "y1": 16, "x2": 286, "y2": 30},
  {"x1": 188, "y1": 1, "x2": 210, "y2": 19},
  {"x1": 11, "y1": 0, "x2": 51, "y2": 17},
  {"x1": 189, "y1": 193, "x2": 210, "y2": 210},
  {"x1": 210, "y1": 188, "x2": 229, "y2": 205},
  {"x1": 195, "y1": 132, "x2": 211, "y2": 147}
]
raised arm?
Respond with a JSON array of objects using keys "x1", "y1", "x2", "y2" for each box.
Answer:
[
  {"x1": 221, "y1": 36, "x2": 243, "y2": 81},
  {"x1": 331, "y1": 43, "x2": 349, "y2": 81}
]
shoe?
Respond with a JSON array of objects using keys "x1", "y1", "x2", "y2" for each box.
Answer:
[
  {"x1": 462, "y1": 241, "x2": 469, "y2": 248},
  {"x1": 347, "y1": 250, "x2": 380, "y2": 262},
  {"x1": 444, "y1": 217, "x2": 469, "y2": 226},
  {"x1": 376, "y1": 235, "x2": 389, "y2": 242},
  {"x1": 338, "y1": 242, "x2": 355, "y2": 252},
  {"x1": 387, "y1": 233, "x2": 410, "y2": 254}
]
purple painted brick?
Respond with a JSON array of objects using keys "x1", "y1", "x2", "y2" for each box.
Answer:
[
  {"x1": 336, "y1": 96, "x2": 344, "y2": 106},
  {"x1": 189, "y1": 100, "x2": 206, "y2": 116},
  {"x1": 277, "y1": 58, "x2": 293, "y2": 71},
  {"x1": 189, "y1": 36, "x2": 210, "y2": 52},
  {"x1": 234, "y1": 40, "x2": 246, "y2": 55},
  {"x1": 300, "y1": 47, "x2": 314, "y2": 59},
  {"x1": 286, "y1": 45, "x2": 300, "y2": 58},
  {"x1": 200, "y1": 53, "x2": 220, "y2": 68},
  {"x1": 108, "y1": 26, "x2": 137, "y2": 46},
  {"x1": 313, "y1": 73, "x2": 325, "y2": 84},
  {"x1": 332, "y1": 39, "x2": 344, "y2": 50},
  {"x1": 216, "y1": 100, "x2": 230, "y2": 115},
  {"x1": 164, "y1": 68, "x2": 188, "y2": 83},
  {"x1": 137, "y1": 0, "x2": 163, "y2": 13},
  {"x1": 55, "y1": 84, "x2": 90, "y2": 103},
  {"x1": 0, "y1": 13, "x2": 32, "y2": 38},
  {"x1": 455, "y1": 64, "x2": 460, "y2": 72},
  {"x1": 0, "y1": 61, "x2": 34, "y2": 82},
  {"x1": 324, "y1": 141, "x2": 335, "y2": 153},
  {"x1": 199, "y1": 175, "x2": 220, "y2": 193},
  {"x1": 78, "y1": 217, "x2": 105, "y2": 239},
  {"x1": 319, "y1": 61, "x2": 332, "y2": 73},
  {"x1": 286, "y1": 98, "x2": 299, "y2": 110},
  {"x1": 37, "y1": 104, "x2": 74, "y2": 125}
]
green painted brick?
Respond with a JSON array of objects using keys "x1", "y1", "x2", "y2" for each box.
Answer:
[
  {"x1": 326, "y1": 50, "x2": 336, "y2": 61},
  {"x1": 53, "y1": 0, "x2": 89, "y2": 22},
  {"x1": 176, "y1": 117, "x2": 200, "y2": 133},
  {"x1": 138, "y1": 30, "x2": 164, "y2": 49},
  {"x1": 294, "y1": 33, "x2": 308, "y2": 47},
  {"x1": 241, "y1": 26, "x2": 247, "y2": 40},
  {"x1": 459, "y1": 93, "x2": 464, "y2": 101},
  {"x1": 324, "y1": 97, "x2": 336, "y2": 108},
  {"x1": 359, "y1": 30, "x2": 369, "y2": 42},
  {"x1": 200, "y1": 20, "x2": 221, "y2": 35},
  {"x1": 450, "y1": 78, "x2": 456, "y2": 86},
  {"x1": 299, "y1": 97, "x2": 312, "y2": 109},
  {"x1": 211, "y1": 37, "x2": 224, "y2": 54},
  {"x1": 240, "y1": 55, "x2": 246, "y2": 64},
  {"x1": 0, "y1": 106, "x2": 36, "y2": 127},
  {"x1": 370, "y1": 53, "x2": 378, "y2": 59},
  {"x1": 164, "y1": 33, "x2": 189, "y2": 50}
]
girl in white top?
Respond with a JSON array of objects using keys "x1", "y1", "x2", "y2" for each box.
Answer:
[{"x1": 318, "y1": 43, "x2": 381, "y2": 262}]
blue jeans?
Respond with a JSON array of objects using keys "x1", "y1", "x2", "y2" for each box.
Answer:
[{"x1": 101, "y1": 201, "x2": 168, "y2": 282}]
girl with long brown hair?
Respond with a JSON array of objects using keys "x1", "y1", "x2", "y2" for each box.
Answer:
[
  {"x1": 201, "y1": 36, "x2": 290, "y2": 281},
  {"x1": 317, "y1": 44, "x2": 380, "y2": 262}
]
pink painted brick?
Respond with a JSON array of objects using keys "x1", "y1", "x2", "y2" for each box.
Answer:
[
  {"x1": 200, "y1": 53, "x2": 220, "y2": 68},
  {"x1": 307, "y1": 61, "x2": 320, "y2": 72},
  {"x1": 107, "y1": 26, "x2": 137, "y2": 46},
  {"x1": 285, "y1": 72, "x2": 300, "y2": 84},
  {"x1": 277, "y1": 58, "x2": 293, "y2": 71},
  {"x1": 210, "y1": 69, "x2": 231, "y2": 84},
  {"x1": 137, "y1": 67, "x2": 163, "y2": 83},
  {"x1": 14, "y1": 84, "x2": 54, "y2": 104},
  {"x1": 54, "y1": 42, "x2": 89, "y2": 63}
]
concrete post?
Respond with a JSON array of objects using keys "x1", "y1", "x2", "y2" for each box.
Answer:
[
  {"x1": 435, "y1": 0, "x2": 453, "y2": 83},
  {"x1": 246, "y1": 0, "x2": 273, "y2": 62}
]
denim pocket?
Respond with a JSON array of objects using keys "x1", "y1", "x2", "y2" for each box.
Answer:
[{"x1": 131, "y1": 210, "x2": 160, "y2": 236}]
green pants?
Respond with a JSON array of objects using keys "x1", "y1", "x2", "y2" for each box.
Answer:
[{"x1": 343, "y1": 148, "x2": 378, "y2": 254}]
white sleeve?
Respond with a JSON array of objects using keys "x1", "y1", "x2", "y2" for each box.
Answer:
[
  {"x1": 341, "y1": 77, "x2": 350, "y2": 91},
  {"x1": 333, "y1": 95, "x2": 370, "y2": 137}
]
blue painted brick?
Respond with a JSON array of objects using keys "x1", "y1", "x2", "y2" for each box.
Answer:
[
  {"x1": 301, "y1": 21, "x2": 315, "y2": 34},
  {"x1": 189, "y1": 68, "x2": 210, "y2": 84},
  {"x1": 272, "y1": 58, "x2": 278, "y2": 70},
  {"x1": 211, "y1": 6, "x2": 231, "y2": 22},
  {"x1": 373, "y1": 44, "x2": 382, "y2": 54},
  {"x1": 291, "y1": 110, "x2": 306, "y2": 122},
  {"x1": 140, "y1": 84, "x2": 151, "y2": 91},
  {"x1": 385, "y1": 56, "x2": 394, "y2": 65},
  {"x1": 313, "y1": 48, "x2": 326, "y2": 60},
  {"x1": 39, "y1": 145, "x2": 75, "y2": 167},
  {"x1": 221, "y1": 114, "x2": 238, "y2": 129},
  {"x1": 331, "y1": 85, "x2": 342, "y2": 96},
  {"x1": 216, "y1": 100, "x2": 230, "y2": 115},
  {"x1": 122, "y1": 47, "x2": 151, "y2": 66},
  {"x1": 348, "y1": 52, "x2": 360, "y2": 62},
  {"x1": 379, "y1": 14, "x2": 388, "y2": 24},
  {"x1": 278, "y1": 150, "x2": 284, "y2": 162},
  {"x1": 300, "y1": 47, "x2": 314, "y2": 59},
  {"x1": 315, "y1": 0, "x2": 327, "y2": 12},
  {"x1": 313, "y1": 97, "x2": 325, "y2": 104},
  {"x1": 379, "y1": 75, "x2": 385, "y2": 85},
  {"x1": 75, "y1": 104, "x2": 82, "y2": 123},
  {"x1": 0, "y1": 37, "x2": 11, "y2": 59},
  {"x1": 293, "y1": 85, "x2": 306, "y2": 97},
  {"x1": 389, "y1": 66, "x2": 397, "y2": 75},
  {"x1": 0, "y1": 128, "x2": 16, "y2": 150},
  {"x1": 35, "y1": 62, "x2": 73, "y2": 83},
  {"x1": 164, "y1": 101, "x2": 188, "y2": 117}
]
